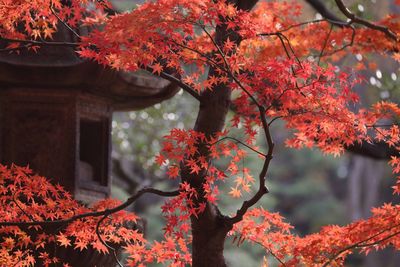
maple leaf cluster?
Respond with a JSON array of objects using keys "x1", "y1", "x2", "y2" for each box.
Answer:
[
  {"x1": 232, "y1": 203, "x2": 400, "y2": 266},
  {"x1": 0, "y1": 164, "x2": 142, "y2": 266},
  {"x1": 0, "y1": 0, "x2": 111, "y2": 40},
  {"x1": 156, "y1": 129, "x2": 260, "y2": 202}
]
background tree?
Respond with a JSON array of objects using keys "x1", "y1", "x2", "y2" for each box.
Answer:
[{"x1": 0, "y1": 0, "x2": 400, "y2": 266}]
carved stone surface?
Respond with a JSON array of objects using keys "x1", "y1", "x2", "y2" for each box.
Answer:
[
  {"x1": 0, "y1": 88, "x2": 76, "y2": 189},
  {"x1": 0, "y1": 88, "x2": 111, "y2": 201}
]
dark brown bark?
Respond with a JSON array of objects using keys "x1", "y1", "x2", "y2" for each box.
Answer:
[
  {"x1": 191, "y1": 204, "x2": 232, "y2": 267},
  {"x1": 187, "y1": 40, "x2": 234, "y2": 267},
  {"x1": 304, "y1": 0, "x2": 345, "y2": 25},
  {"x1": 189, "y1": 63, "x2": 233, "y2": 266},
  {"x1": 184, "y1": 1, "x2": 259, "y2": 266},
  {"x1": 346, "y1": 141, "x2": 399, "y2": 160}
]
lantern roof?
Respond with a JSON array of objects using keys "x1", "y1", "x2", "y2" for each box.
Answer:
[{"x1": 0, "y1": 28, "x2": 178, "y2": 110}]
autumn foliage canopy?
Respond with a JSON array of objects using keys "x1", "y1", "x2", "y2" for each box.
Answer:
[{"x1": 0, "y1": 0, "x2": 400, "y2": 266}]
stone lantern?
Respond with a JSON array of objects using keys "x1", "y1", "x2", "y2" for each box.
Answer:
[{"x1": 0, "y1": 28, "x2": 178, "y2": 203}]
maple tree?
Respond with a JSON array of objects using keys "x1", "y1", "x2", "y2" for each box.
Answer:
[{"x1": 0, "y1": 0, "x2": 400, "y2": 266}]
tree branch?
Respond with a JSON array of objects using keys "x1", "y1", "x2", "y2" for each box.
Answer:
[
  {"x1": 304, "y1": 0, "x2": 346, "y2": 26},
  {"x1": 50, "y1": 5, "x2": 80, "y2": 38},
  {"x1": 0, "y1": 187, "x2": 179, "y2": 227},
  {"x1": 0, "y1": 37, "x2": 78, "y2": 47},
  {"x1": 237, "y1": 0, "x2": 259, "y2": 11},
  {"x1": 212, "y1": 136, "x2": 267, "y2": 157},
  {"x1": 334, "y1": 0, "x2": 398, "y2": 41},
  {"x1": 346, "y1": 140, "x2": 399, "y2": 160},
  {"x1": 96, "y1": 215, "x2": 124, "y2": 267},
  {"x1": 143, "y1": 65, "x2": 201, "y2": 102},
  {"x1": 227, "y1": 105, "x2": 273, "y2": 225},
  {"x1": 322, "y1": 222, "x2": 400, "y2": 267}
]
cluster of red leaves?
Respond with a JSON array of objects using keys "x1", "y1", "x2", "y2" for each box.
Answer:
[
  {"x1": 124, "y1": 236, "x2": 191, "y2": 267},
  {"x1": 370, "y1": 102, "x2": 400, "y2": 194},
  {"x1": 0, "y1": 164, "x2": 194, "y2": 267},
  {"x1": 232, "y1": 203, "x2": 400, "y2": 266},
  {"x1": 156, "y1": 129, "x2": 260, "y2": 202},
  {"x1": 0, "y1": 0, "x2": 113, "y2": 39},
  {"x1": 245, "y1": 2, "x2": 400, "y2": 62},
  {"x1": 229, "y1": 58, "x2": 363, "y2": 156},
  {"x1": 161, "y1": 182, "x2": 204, "y2": 237},
  {"x1": 0, "y1": 164, "x2": 141, "y2": 266}
]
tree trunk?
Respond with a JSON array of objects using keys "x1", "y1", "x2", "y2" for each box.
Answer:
[
  {"x1": 191, "y1": 204, "x2": 231, "y2": 267},
  {"x1": 187, "y1": 60, "x2": 232, "y2": 267},
  {"x1": 347, "y1": 155, "x2": 386, "y2": 267},
  {"x1": 183, "y1": 1, "x2": 259, "y2": 266}
]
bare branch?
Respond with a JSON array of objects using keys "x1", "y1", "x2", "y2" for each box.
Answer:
[
  {"x1": 277, "y1": 33, "x2": 302, "y2": 66},
  {"x1": 196, "y1": 24, "x2": 276, "y2": 225},
  {"x1": 13, "y1": 192, "x2": 35, "y2": 222},
  {"x1": 346, "y1": 141, "x2": 398, "y2": 160},
  {"x1": 198, "y1": 24, "x2": 261, "y2": 107},
  {"x1": 0, "y1": 188, "x2": 179, "y2": 227},
  {"x1": 0, "y1": 37, "x2": 78, "y2": 47},
  {"x1": 304, "y1": 0, "x2": 345, "y2": 26},
  {"x1": 266, "y1": 19, "x2": 349, "y2": 35},
  {"x1": 334, "y1": 0, "x2": 398, "y2": 41},
  {"x1": 50, "y1": 5, "x2": 80, "y2": 38},
  {"x1": 201, "y1": 25, "x2": 232, "y2": 72}
]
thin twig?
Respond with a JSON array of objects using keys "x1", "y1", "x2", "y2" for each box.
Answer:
[
  {"x1": 322, "y1": 222, "x2": 400, "y2": 267},
  {"x1": 304, "y1": 0, "x2": 346, "y2": 26},
  {"x1": 366, "y1": 123, "x2": 400, "y2": 128},
  {"x1": 278, "y1": 33, "x2": 302, "y2": 67},
  {"x1": 12, "y1": 192, "x2": 36, "y2": 222},
  {"x1": 169, "y1": 38, "x2": 224, "y2": 70},
  {"x1": 143, "y1": 65, "x2": 201, "y2": 102},
  {"x1": 201, "y1": 25, "x2": 232, "y2": 73},
  {"x1": 0, "y1": 37, "x2": 78, "y2": 47},
  {"x1": 96, "y1": 215, "x2": 124, "y2": 267},
  {"x1": 318, "y1": 24, "x2": 333, "y2": 65},
  {"x1": 319, "y1": 25, "x2": 355, "y2": 57},
  {"x1": 257, "y1": 19, "x2": 349, "y2": 36},
  {"x1": 228, "y1": 105, "x2": 274, "y2": 225},
  {"x1": 50, "y1": 5, "x2": 80, "y2": 38},
  {"x1": 211, "y1": 136, "x2": 267, "y2": 157},
  {"x1": 12, "y1": 250, "x2": 30, "y2": 267}
]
